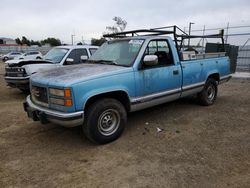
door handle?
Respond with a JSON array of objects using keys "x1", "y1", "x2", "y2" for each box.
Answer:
[{"x1": 173, "y1": 70, "x2": 179, "y2": 75}]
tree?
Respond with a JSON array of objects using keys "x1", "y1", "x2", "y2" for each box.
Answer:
[
  {"x1": 41, "y1": 38, "x2": 61, "y2": 46},
  {"x1": 105, "y1": 16, "x2": 127, "y2": 34},
  {"x1": 21, "y1": 36, "x2": 30, "y2": 46},
  {"x1": 30, "y1": 40, "x2": 41, "y2": 47},
  {"x1": 91, "y1": 37, "x2": 107, "y2": 46},
  {"x1": 15, "y1": 38, "x2": 22, "y2": 45}
]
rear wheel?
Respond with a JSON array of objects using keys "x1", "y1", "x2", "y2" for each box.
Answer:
[
  {"x1": 198, "y1": 78, "x2": 218, "y2": 106},
  {"x1": 83, "y1": 98, "x2": 127, "y2": 144}
]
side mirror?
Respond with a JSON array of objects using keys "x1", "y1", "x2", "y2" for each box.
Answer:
[
  {"x1": 80, "y1": 55, "x2": 88, "y2": 61},
  {"x1": 65, "y1": 58, "x2": 74, "y2": 65},
  {"x1": 143, "y1": 55, "x2": 158, "y2": 66}
]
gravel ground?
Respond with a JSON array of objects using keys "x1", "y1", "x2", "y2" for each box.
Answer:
[{"x1": 0, "y1": 62, "x2": 249, "y2": 188}]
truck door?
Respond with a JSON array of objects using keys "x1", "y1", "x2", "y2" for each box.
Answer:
[
  {"x1": 181, "y1": 59, "x2": 204, "y2": 97},
  {"x1": 134, "y1": 40, "x2": 182, "y2": 104}
]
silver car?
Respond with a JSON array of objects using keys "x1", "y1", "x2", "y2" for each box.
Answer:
[
  {"x1": 2, "y1": 52, "x2": 23, "y2": 61},
  {"x1": 16, "y1": 51, "x2": 43, "y2": 60}
]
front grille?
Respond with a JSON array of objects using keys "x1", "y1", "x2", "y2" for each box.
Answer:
[
  {"x1": 31, "y1": 86, "x2": 48, "y2": 107},
  {"x1": 5, "y1": 67, "x2": 27, "y2": 77}
]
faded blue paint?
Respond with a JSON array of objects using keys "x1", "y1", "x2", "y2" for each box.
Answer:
[
  {"x1": 72, "y1": 71, "x2": 135, "y2": 111},
  {"x1": 29, "y1": 36, "x2": 231, "y2": 114}
]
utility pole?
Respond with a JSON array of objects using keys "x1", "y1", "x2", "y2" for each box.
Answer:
[
  {"x1": 188, "y1": 22, "x2": 195, "y2": 48},
  {"x1": 71, "y1": 34, "x2": 75, "y2": 45},
  {"x1": 202, "y1": 25, "x2": 206, "y2": 52},
  {"x1": 225, "y1": 22, "x2": 229, "y2": 44}
]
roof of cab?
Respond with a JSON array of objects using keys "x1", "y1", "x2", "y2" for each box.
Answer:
[
  {"x1": 109, "y1": 35, "x2": 172, "y2": 41},
  {"x1": 54, "y1": 45, "x2": 99, "y2": 50}
]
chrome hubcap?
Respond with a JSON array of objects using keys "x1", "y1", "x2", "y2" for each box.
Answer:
[
  {"x1": 98, "y1": 109, "x2": 120, "y2": 136},
  {"x1": 207, "y1": 85, "x2": 215, "y2": 101}
]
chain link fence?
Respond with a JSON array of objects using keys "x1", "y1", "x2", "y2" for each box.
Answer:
[
  {"x1": 0, "y1": 46, "x2": 52, "y2": 55},
  {"x1": 237, "y1": 45, "x2": 250, "y2": 72}
]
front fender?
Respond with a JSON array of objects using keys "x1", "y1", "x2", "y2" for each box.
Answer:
[{"x1": 72, "y1": 72, "x2": 136, "y2": 111}]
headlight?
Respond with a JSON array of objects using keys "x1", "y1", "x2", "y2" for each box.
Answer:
[
  {"x1": 50, "y1": 98, "x2": 65, "y2": 106},
  {"x1": 49, "y1": 88, "x2": 64, "y2": 97},
  {"x1": 49, "y1": 88, "x2": 72, "y2": 106},
  {"x1": 49, "y1": 88, "x2": 72, "y2": 97},
  {"x1": 17, "y1": 68, "x2": 24, "y2": 72}
]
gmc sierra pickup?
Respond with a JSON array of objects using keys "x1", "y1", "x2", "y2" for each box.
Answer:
[{"x1": 23, "y1": 27, "x2": 231, "y2": 144}]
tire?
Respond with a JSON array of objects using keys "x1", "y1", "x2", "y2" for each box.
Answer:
[
  {"x1": 3, "y1": 57, "x2": 8, "y2": 62},
  {"x1": 198, "y1": 78, "x2": 218, "y2": 106},
  {"x1": 19, "y1": 88, "x2": 30, "y2": 93},
  {"x1": 83, "y1": 98, "x2": 127, "y2": 144}
]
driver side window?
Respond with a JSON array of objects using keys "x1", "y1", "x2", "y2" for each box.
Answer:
[
  {"x1": 143, "y1": 40, "x2": 173, "y2": 68},
  {"x1": 66, "y1": 49, "x2": 88, "y2": 65}
]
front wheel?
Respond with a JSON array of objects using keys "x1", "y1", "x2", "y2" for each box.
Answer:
[
  {"x1": 3, "y1": 57, "x2": 8, "y2": 62},
  {"x1": 19, "y1": 88, "x2": 30, "y2": 93},
  {"x1": 198, "y1": 78, "x2": 218, "y2": 106},
  {"x1": 83, "y1": 98, "x2": 127, "y2": 144}
]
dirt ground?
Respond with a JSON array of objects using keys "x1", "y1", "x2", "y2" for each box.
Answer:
[{"x1": 0, "y1": 62, "x2": 249, "y2": 188}]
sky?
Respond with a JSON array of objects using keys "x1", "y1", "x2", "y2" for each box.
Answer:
[{"x1": 1, "y1": 0, "x2": 250, "y2": 45}]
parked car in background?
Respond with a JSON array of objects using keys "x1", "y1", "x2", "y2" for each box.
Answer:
[
  {"x1": 2, "y1": 52, "x2": 23, "y2": 61},
  {"x1": 4, "y1": 45, "x2": 98, "y2": 92},
  {"x1": 15, "y1": 51, "x2": 43, "y2": 60}
]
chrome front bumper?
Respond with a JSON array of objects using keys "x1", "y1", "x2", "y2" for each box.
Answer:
[
  {"x1": 23, "y1": 96, "x2": 84, "y2": 127},
  {"x1": 5, "y1": 76, "x2": 30, "y2": 89}
]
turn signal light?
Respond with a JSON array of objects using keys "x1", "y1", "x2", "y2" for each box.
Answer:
[
  {"x1": 64, "y1": 99, "x2": 72, "y2": 106},
  {"x1": 64, "y1": 89, "x2": 71, "y2": 98}
]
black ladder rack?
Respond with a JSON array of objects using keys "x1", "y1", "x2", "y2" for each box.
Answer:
[{"x1": 103, "y1": 25, "x2": 225, "y2": 52}]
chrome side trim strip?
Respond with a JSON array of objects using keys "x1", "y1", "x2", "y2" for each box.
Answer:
[
  {"x1": 219, "y1": 75, "x2": 232, "y2": 84},
  {"x1": 130, "y1": 93, "x2": 180, "y2": 112},
  {"x1": 130, "y1": 82, "x2": 206, "y2": 110},
  {"x1": 220, "y1": 75, "x2": 232, "y2": 81},
  {"x1": 26, "y1": 95, "x2": 83, "y2": 118},
  {"x1": 180, "y1": 86, "x2": 204, "y2": 98},
  {"x1": 130, "y1": 88, "x2": 182, "y2": 104},
  {"x1": 182, "y1": 81, "x2": 205, "y2": 91}
]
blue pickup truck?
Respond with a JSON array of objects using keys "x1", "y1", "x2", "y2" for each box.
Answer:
[{"x1": 23, "y1": 27, "x2": 231, "y2": 144}]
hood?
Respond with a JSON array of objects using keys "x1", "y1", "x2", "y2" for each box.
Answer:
[
  {"x1": 6, "y1": 59, "x2": 53, "y2": 67},
  {"x1": 31, "y1": 63, "x2": 131, "y2": 87},
  {"x1": 23, "y1": 63, "x2": 59, "y2": 75}
]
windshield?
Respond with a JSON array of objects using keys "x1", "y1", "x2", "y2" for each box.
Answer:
[
  {"x1": 43, "y1": 48, "x2": 69, "y2": 63},
  {"x1": 89, "y1": 39, "x2": 144, "y2": 66}
]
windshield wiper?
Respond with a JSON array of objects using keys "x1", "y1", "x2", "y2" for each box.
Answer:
[{"x1": 88, "y1": 59, "x2": 118, "y2": 65}]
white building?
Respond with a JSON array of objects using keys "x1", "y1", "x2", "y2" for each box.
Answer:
[{"x1": 0, "y1": 37, "x2": 17, "y2": 45}]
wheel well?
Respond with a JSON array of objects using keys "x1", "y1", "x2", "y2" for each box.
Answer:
[
  {"x1": 84, "y1": 91, "x2": 131, "y2": 112},
  {"x1": 208, "y1": 73, "x2": 220, "y2": 82}
]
